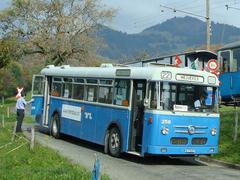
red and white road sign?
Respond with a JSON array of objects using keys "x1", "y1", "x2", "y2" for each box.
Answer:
[{"x1": 207, "y1": 59, "x2": 219, "y2": 71}]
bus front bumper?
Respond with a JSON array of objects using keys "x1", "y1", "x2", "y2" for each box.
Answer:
[{"x1": 145, "y1": 145, "x2": 218, "y2": 155}]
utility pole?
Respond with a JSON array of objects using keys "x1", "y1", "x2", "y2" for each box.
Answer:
[
  {"x1": 160, "y1": 1, "x2": 212, "y2": 51},
  {"x1": 206, "y1": 0, "x2": 211, "y2": 50}
]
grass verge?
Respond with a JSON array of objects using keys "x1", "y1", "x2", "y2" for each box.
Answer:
[
  {"x1": 212, "y1": 106, "x2": 240, "y2": 164},
  {"x1": 0, "y1": 100, "x2": 109, "y2": 180}
]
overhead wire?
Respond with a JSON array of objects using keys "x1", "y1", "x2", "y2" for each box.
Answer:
[
  {"x1": 129, "y1": 1, "x2": 204, "y2": 32},
  {"x1": 111, "y1": 0, "x2": 240, "y2": 34},
  {"x1": 120, "y1": 0, "x2": 206, "y2": 32},
  {"x1": 118, "y1": 0, "x2": 204, "y2": 28}
]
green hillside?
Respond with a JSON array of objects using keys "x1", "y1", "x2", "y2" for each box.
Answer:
[{"x1": 97, "y1": 16, "x2": 240, "y2": 61}]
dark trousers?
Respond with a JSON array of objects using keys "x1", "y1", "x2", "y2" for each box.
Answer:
[{"x1": 16, "y1": 109, "x2": 25, "y2": 132}]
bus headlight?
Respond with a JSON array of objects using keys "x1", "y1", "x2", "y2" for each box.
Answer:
[
  {"x1": 161, "y1": 128, "x2": 169, "y2": 135},
  {"x1": 211, "y1": 128, "x2": 217, "y2": 136}
]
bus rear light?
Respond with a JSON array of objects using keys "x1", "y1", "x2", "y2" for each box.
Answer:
[
  {"x1": 161, "y1": 128, "x2": 169, "y2": 135},
  {"x1": 148, "y1": 116, "x2": 153, "y2": 124}
]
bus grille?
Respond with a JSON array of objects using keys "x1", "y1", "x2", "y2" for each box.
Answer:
[
  {"x1": 192, "y1": 138, "x2": 207, "y2": 145},
  {"x1": 173, "y1": 125, "x2": 208, "y2": 134},
  {"x1": 171, "y1": 137, "x2": 188, "y2": 145}
]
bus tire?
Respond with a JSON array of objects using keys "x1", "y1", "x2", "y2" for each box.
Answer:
[
  {"x1": 108, "y1": 127, "x2": 121, "y2": 157},
  {"x1": 50, "y1": 113, "x2": 61, "y2": 139}
]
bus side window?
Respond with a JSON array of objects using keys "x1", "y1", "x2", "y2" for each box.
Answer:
[
  {"x1": 52, "y1": 82, "x2": 62, "y2": 97},
  {"x1": 33, "y1": 76, "x2": 44, "y2": 95},
  {"x1": 220, "y1": 51, "x2": 230, "y2": 72},
  {"x1": 98, "y1": 86, "x2": 113, "y2": 104},
  {"x1": 233, "y1": 48, "x2": 240, "y2": 72},
  {"x1": 86, "y1": 85, "x2": 98, "y2": 102},
  {"x1": 223, "y1": 59, "x2": 229, "y2": 72},
  {"x1": 114, "y1": 80, "x2": 130, "y2": 106},
  {"x1": 63, "y1": 83, "x2": 72, "y2": 98},
  {"x1": 149, "y1": 82, "x2": 157, "y2": 109},
  {"x1": 73, "y1": 84, "x2": 84, "y2": 100}
]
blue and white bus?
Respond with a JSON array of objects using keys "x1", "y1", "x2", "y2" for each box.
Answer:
[
  {"x1": 31, "y1": 64, "x2": 220, "y2": 157},
  {"x1": 218, "y1": 41, "x2": 240, "y2": 104}
]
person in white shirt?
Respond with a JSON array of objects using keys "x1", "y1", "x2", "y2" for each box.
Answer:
[
  {"x1": 194, "y1": 95, "x2": 205, "y2": 112},
  {"x1": 16, "y1": 92, "x2": 27, "y2": 132}
]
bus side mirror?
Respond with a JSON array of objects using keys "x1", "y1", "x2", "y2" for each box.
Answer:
[{"x1": 144, "y1": 98, "x2": 149, "y2": 107}]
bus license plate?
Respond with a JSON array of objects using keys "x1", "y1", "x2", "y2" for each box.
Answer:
[{"x1": 185, "y1": 149, "x2": 195, "y2": 153}]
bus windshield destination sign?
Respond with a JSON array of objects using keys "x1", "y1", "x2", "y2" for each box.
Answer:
[{"x1": 176, "y1": 74, "x2": 204, "y2": 83}]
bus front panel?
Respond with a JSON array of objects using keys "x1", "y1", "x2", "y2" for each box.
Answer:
[{"x1": 142, "y1": 112, "x2": 220, "y2": 156}]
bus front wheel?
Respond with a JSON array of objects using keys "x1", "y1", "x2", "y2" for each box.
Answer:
[
  {"x1": 108, "y1": 127, "x2": 121, "y2": 157},
  {"x1": 51, "y1": 114, "x2": 61, "y2": 139}
]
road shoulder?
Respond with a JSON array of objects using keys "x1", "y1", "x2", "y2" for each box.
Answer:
[{"x1": 198, "y1": 156, "x2": 240, "y2": 170}]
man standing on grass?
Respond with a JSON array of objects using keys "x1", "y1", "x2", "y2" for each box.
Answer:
[{"x1": 15, "y1": 88, "x2": 27, "y2": 132}]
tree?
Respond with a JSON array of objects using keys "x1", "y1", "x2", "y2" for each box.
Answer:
[
  {"x1": 0, "y1": 61, "x2": 31, "y2": 97},
  {"x1": 134, "y1": 51, "x2": 150, "y2": 62},
  {"x1": 0, "y1": 39, "x2": 16, "y2": 69},
  {"x1": 0, "y1": 0, "x2": 114, "y2": 65}
]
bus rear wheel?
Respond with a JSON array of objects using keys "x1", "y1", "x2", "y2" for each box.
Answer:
[
  {"x1": 51, "y1": 113, "x2": 61, "y2": 139},
  {"x1": 108, "y1": 127, "x2": 121, "y2": 157}
]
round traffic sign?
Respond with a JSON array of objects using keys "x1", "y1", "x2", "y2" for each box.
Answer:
[{"x1": 207, "y1": 59, "x2": 219, "y2": 71}]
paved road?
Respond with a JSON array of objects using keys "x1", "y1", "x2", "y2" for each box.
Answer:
[{"x1": 23, "y1": 124, "x2": 240, "y2": 180}]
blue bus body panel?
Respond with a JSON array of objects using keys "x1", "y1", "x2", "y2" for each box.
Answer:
[
  {"x1": 142, "y1": 112, "x2": 220, "y2": 156},
  {"x1": 34, "y1": 95, "x2": 220, "y2": 156},
  {"x1": 31, "y1": 96, "x2": 44, "y2": 124},
  {"x1": 220, "y1": 72, "x2": 240, "y2": 101},
  {"x1": 48, "y1": 98, "x2": 131, "y2": 152}
]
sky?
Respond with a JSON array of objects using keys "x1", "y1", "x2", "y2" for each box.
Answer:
[
  {"x1": 0, "y1": 0, "x2": 240, "y2": 34},
  {"x1": 101, "y1": 0, "x2": 240, "y2": 34}
]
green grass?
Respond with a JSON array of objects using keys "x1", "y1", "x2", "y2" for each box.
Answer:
[
  {"x1": 0, "y1": 100, "x2": 110, "y2": 180},
  {"x1": 0, "y1": 127, "x2": 91, "y2": 179},
  {"x1": 212, "y1": 106, "x2": 240, "y2": 164}
]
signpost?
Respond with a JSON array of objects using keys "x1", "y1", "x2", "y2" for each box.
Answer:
[{"x1": 207, "y1": 59, "x2": 220, "y2": 77}]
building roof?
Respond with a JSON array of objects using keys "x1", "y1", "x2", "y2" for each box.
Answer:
[
  {"x1": 125, "y1": 49, "x2": 217, "y2": 65},
  {"x1": 219, "y1": 41, "x2": 240, "y2": 51}
]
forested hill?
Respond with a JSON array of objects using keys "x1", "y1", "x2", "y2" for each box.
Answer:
[{"x1": 97, "y1": 16, "x2": 240, "y2": 61}]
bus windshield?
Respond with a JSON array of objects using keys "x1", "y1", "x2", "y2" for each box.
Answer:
[{"x1": 149, "y1": 81, "x2": 218, "y2": 113}]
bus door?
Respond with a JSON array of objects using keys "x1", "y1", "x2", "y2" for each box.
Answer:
[
  {"x1": 42, "y1": 76, "x2": 51, "y2": 127},
  {"x1": 129, "y1": 80, "x2": 146, "y2": 152},
  {"x1": 32, "y1": 75, "x2": 46, "y2": 124}
]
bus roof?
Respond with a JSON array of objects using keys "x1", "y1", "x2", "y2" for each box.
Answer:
[
  {"x1": 125, "y1": 49, "x2": 217, "y2": 65},
  {"x1": 219, "y1": 41, "x2": 240, "y2": 51},
  {"x1": 41, "y1": 65, "x2": 219, "y2": 86}
]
